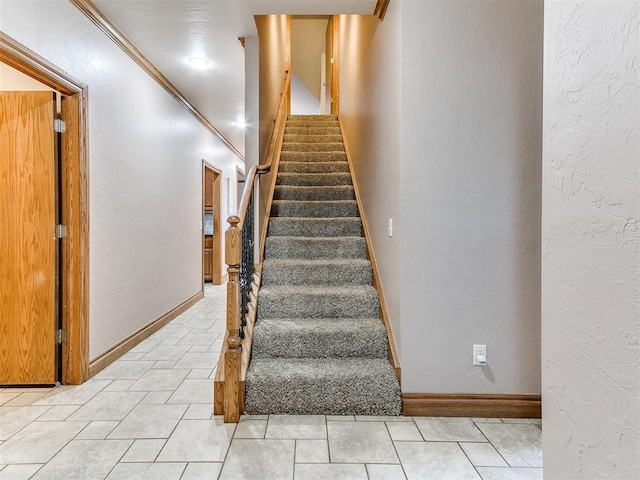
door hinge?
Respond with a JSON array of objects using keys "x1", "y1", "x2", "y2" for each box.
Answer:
[
  {"x1": 55, "y1": 224, "x2": 68, "y2": 239},
  {"x1": 54, "y1": 118, "x2": 66, "y2": 133},
  {"x1": 330, "y1": 57, "x2": 334, "y2": 64},
  {"x1": 56, "y1": 329, "x2": 67, "y2": 344}
]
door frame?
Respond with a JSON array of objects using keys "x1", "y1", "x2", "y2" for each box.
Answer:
[
  {"x1": 330, "y1": 15, "x2": 339, "y2": 115},
  {"x1": 0, "y1": 32, "x2": 90, "y2": 385},
  {"x1": 202, "y1": 161, "x2": 222, "y2": 287}
]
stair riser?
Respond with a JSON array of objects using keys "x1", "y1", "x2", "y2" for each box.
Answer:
[
  {"x1": 245, "y1": 385, "x2": 401, "y2": 415},
  {"x1": 261, "y1": 263, "x2": 372, "y2": 286},
  {"x1": 274, "y1": 186, "x2": 355, "y2": 201},
  {"x1": 271, "y1": 201, "x2": 359, "y2": 218},
  {"x1": 252, "y1": 323, "x2": 388, "y2": 359},
  {"x1": 284, "y1": 134, "x2": 343, "y2": 143},
  {"x1": 258, "y1": 290, "x2": 379, "y2": 318},
  {"x1": 288, "y1": 115, "x2": 337, "y2": 121},
  {"x1": 278, "y1": 162, "x2": 349, "y2": 174},
  {"x1": 264, "y1": 237, "x2": 368, "y2": 260},
  {"x1": 285, "y1": 127, "x2": 342, "y2": 136},
  {"x1": 268, "y1": 218, "x2": 362, "y2": 237},
  {"x1": 245, "y1": 360, "x2": 401, "y2": 416},
  {"x1": 281, "y1": 151, "x2": 347, "y2": 162},
  {"x1": 277, "y1": 173, "x2": 352, "y2": 187}
]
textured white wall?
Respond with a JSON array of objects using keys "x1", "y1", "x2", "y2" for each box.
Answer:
[
  {"x1": 399, "y1": 0, "x2": 543, "y2": 394},
  {"x1": 339, "y1": 5, "x2": 402, "y2": 358},
  {"x1": 339, "y1": 1, "x2": 543, "y2": 394},
  {"x1": 245, "y1": 35, "x2": 260, "y2": 170},
  {"x1": 0, "y1": 0, "x2": 243, "y2": 359},
  {"x1": 542, "y1": 1, "x2": 640, "y2": 478}
]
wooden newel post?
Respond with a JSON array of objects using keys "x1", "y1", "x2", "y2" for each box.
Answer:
[{"x1": 224, "y1": 215, "x2": 242, "y2": 422}]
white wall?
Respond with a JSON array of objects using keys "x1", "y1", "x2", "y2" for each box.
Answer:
[
  {"x1": 340, "y1": 0, "x2": 543, "y2": 394},
  {"x1": 0, "y1": 0, "x2": 244, "y2": 359},
  {"x1": 291, "y1": 73, "x2": 320, "y2": 114},
  {"x1": 244, "y1": 35, "x2": 260, "y2": 171},
  {"x1": 399, "y1": 0, "x2": 542, "y2": 394},
  {"x1": 339, "y1": 6, "x2": 402, "y2": 358},
  {"x1": 542, "y1": 1, "x2": 640, "y2": 478}
]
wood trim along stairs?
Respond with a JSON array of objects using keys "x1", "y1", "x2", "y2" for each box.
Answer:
[
  {"x1": 374, "y1": 0, "x2": 391, "y2": 21},
  {"x1": 338, "y1": 116, "x2": 401, "y2": 383},
  {"x1": 89, "y1": 290, "x2": 204, "y2": 377},
  {"x1": 214, "y1": 267, "x2": 262, "y2": 416},
  {"x1": 69, "y1": 0, "x2": 244, "y2": 162}
]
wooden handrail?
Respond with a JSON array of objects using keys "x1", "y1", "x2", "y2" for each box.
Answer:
[
  {"x1": 235, "y1": 70, "x2": 290, "y2": 231},
  {"x1": 218, "y1": 70, "x2": 291, "y2": 422}
]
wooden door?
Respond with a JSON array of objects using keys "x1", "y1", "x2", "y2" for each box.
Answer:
[
  {"x1": 203, "y1": 164, "x2": 222, "y2": 285},
  {"x1": 0, "y1": 91, "x2": 57, "y2": 385}
]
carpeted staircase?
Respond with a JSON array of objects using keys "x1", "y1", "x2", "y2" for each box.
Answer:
[{"x1": 245, "y1": 115, "x2": 401, "y2": 415}]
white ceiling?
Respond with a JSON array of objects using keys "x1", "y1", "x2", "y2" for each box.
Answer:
[{"x1": 92, "y1": 1, "x2": 378, "y2": 159}]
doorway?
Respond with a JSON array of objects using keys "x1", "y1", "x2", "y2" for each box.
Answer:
[
  {"x1": 290, "y1": 15, "x2": 336, "y2": 115},
  {"x1": 0, "y1": 34, "x2": 89, "y2": 385},
  {"x1": 203, "y1": 162, "x2": 222, "y2": 285},
  {"x1": 237, "y1": 168, "x2": 246, "y2": 208}
]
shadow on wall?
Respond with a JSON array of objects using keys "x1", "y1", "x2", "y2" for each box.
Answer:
[{"x1": 291, "y1": 73, "x2": 320, "y2": 114}]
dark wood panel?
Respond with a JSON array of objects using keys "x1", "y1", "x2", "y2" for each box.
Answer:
[
  {"x1": 204, "y1": 168, "x2": 214, "y2": 208},
  {"x1": 403, "y1": 393, "x2": 542, "y2": 418}
]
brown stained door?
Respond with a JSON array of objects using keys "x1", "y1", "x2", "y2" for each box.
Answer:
[{"x1": 0, "y1": 91, "x2": 57, "y2": 385}]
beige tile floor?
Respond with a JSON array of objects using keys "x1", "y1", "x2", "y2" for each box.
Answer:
[{"x1": 0, "y1": 285, "x2": 542, "y2": 480}]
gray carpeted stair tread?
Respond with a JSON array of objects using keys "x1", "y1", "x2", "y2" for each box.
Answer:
[
  {"x1": 264, "y1": 236, "x2": 367, "y2": 259},
  {"x1": 278, "y1": 162, "x2": 349, "y2": 174},
  {"x1": 276, "y1": 172, "x2": 352, "y2": 187},
  {"x1": 258, "y1": 284, "x2": 379, "y2": 319},
  {"x1": 245, "y1": 358, "x2": 401, "y2": 415},
  {"x1": 281, "y1": 151, "x2": 347, "y2": 162},
  {"x1": 268, "y1": 217, "x2": 362, "y2": 237},
  {"x1": 262, "y1": 258, "x2": 372, "y2": 285},
  {"x1": 252, "y1": 318, "x2": 388, "y2": 359},
  {"x1": 274, "y1": 185, "x2": 355, "y2": 201},
  {"x1": 247, "y1": 114, "x2": 401, "y2": 417},
  {"x1": 281, "y1": 142, "x2": 345, "y2": 152},
  {"x1": 271, "y1": 200, "x2": 359, "y2": 218},
  {"x1": 285, "y1": 126, "x2": 342, "y2": 136},
  {"x1": 284, "y1": 134, "x2": 344, "y2": 143},
  {"x1": 288, "y1": 114, "x2": 337, "y2": 121}
]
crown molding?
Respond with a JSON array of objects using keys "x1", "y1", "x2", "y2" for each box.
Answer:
[{"x1": 70, "y1": 0, "x2": 245, "y2": 161}]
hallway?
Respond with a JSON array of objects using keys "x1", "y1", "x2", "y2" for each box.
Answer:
[{"x1": 0, "y1": 285, "x2": 541, "y2": 480}]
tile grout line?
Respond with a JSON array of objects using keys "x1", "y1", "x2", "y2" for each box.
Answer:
[
  {"x1": 457, "y1": 439, "x2": 484, "y2": 479},
  {"x1": 384, "y1": 419, "x2": 409, "y2": 480},
  {"x1": 473, "y1": 420, "x2": 515, "y2": 468}
]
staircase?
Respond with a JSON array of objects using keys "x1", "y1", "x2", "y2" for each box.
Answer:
[{"x1": 245, "y1": 115, "x2": 401, "y2": 415}]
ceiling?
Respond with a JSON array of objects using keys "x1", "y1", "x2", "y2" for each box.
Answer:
[{"x1": 92, "y1": 0, "x2": 378, "y2": 159}]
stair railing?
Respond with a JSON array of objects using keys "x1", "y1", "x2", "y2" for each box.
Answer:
[{"x1": 218, "y1": 70, "x2": 290, "y2": 423}]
